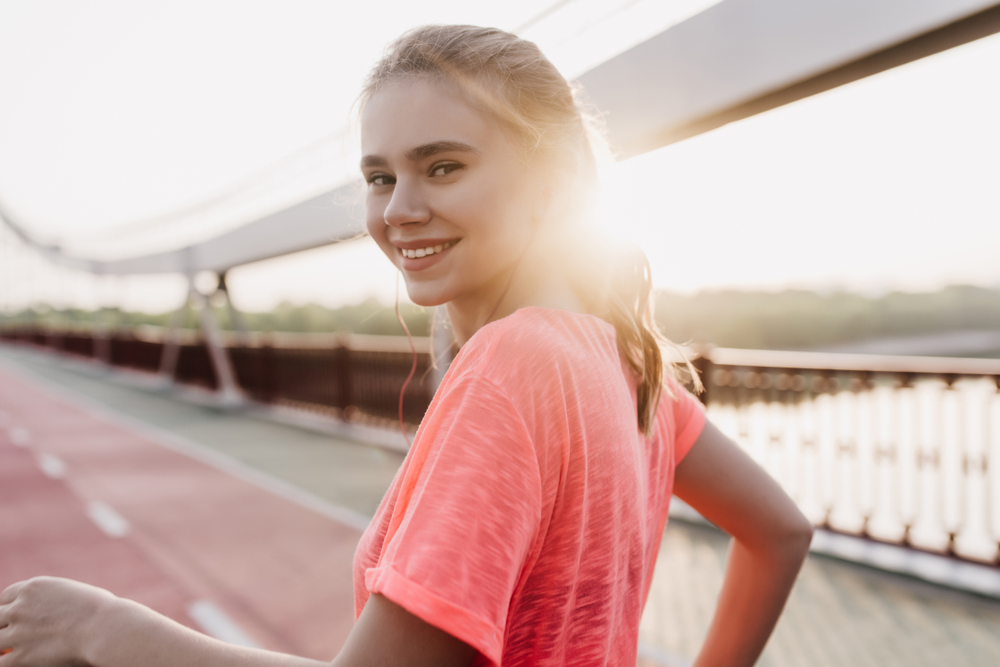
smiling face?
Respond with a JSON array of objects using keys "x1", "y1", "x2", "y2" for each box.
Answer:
[{"x1": 361, "y1": 78, "x2": 546, "y2": 314}]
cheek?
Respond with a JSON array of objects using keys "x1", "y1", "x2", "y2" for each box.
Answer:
[
  {"x1": 454, "y1": 171, "x2": 534, "y2": 242},
  {"x1": 464, "y1": 181, "x2": 536, "y2": 255},
  {"x1": 365, "y1": 200, "x2": 397, "y2": 263},
  {"x1": 365, "y1": 193, "x2": 384, "y2": 236}
]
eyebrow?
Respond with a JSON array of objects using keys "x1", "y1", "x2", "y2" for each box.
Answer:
[{"x1": 360, "y1": 140, "x2": 480, "y2": 170}]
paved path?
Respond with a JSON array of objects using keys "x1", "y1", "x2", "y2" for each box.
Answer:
[
  {"x1": 2, "y1": 345, "x2": 1000, "y2": 665},
  {"x1": 0, "y1": 348, "x2": 404, "y2": 518},
  {"x1": 0, "y1": 353, "x2": 378, "y2": 659},
  {"x1": 643, "y1": 522, "x2": 1000, "y2": 666}
]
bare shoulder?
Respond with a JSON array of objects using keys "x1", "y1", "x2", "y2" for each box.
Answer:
[{"x1": 674, "y1": 421, "x2": 813, "y2": 546}]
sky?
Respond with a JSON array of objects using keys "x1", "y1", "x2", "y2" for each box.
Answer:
[{"x1": 1, "y1": 1, "x2": 998, "y2": 313}]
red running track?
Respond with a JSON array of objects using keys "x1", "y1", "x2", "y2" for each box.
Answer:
[{"x1": 0, "y1": 363, "x2": 361, "y2": 660}]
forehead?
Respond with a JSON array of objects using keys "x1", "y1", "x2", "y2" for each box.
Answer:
[{"x1": 360, "y1": 78, "x2": 504, "y2": 158}]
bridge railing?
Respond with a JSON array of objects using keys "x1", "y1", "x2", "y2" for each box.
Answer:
[
  {"x1": 3, "y1": 326, "x2": 998, "y2": 565},
  {"x1": 0, "y1": 326, "x2": 437, "y2": 427},
  {"x1": 696, "y1": 347, "x2": 1000, "y2": 564}
]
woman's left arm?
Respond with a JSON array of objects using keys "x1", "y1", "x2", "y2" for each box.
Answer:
[
  {"x1": 0, "y1": 577, "x2": 473, "y2": 667},
  {"x1": 673, "y1": 419, "x2": 814, "y2": 667}
]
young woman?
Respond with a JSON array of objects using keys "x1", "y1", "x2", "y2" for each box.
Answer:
[{"x1": 0, "y1": 25, "x2": 812, "y2": 667}]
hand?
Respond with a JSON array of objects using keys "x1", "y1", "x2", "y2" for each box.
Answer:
[{"x1": 0, "y1": 576, "x2": 117, "y2": 666}]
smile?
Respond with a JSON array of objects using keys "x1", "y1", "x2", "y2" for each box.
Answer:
[{"x1": 398, "y1": 240, "x2": 457, "y2": 259}]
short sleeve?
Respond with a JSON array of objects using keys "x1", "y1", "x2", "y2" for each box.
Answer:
[
  {"x1": 666, "y1": 377, "x2": 706, "y2": 465},
  {"x1": 364, "y1": 375, "x2": 541, "y2": 666}
]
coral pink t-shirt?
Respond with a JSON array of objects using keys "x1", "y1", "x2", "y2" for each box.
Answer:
[{"x1": 353, "y1": 308, "x2": 705, "y2": 666}]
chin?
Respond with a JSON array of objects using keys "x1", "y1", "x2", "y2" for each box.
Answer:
[{"x1": 403, "y1": 279, "x2": 453, "y2": 308}]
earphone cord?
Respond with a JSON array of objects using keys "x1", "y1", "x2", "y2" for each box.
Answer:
[
  {"x1": 395, "y1": 229, "x2": 535, "y2": 447},
  {"x1": 395, "y1": 271, "x2": 418, "y2": 448}
]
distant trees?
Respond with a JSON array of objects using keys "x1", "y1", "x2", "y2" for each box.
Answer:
[
  {"x1": 654, "y1": 285, "x2": 1000, "y2": 350},
  {"x1": 238, "y1": 298, "x2": 430, "y2": 336},
  {"x1": 0, "y1": 297, "x2": 432, "y2": 337},
  {"x1": 4, "y1": 286, "x2": 999, "y2": 352}
]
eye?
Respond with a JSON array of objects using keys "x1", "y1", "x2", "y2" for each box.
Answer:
[
  {"x1": 429, "y1": 162, "x2": 464, "y2": 178},
  {"x1": 367, "y1": 172, "x2": 395, "y2": 187}
]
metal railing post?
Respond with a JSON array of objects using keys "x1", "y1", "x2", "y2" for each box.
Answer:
[
  {"x1": 217, "y1": 270, "x2": 251, "y2": 347},
  {"x1": 192, "y1": 282, "x2": 242, "y2": 407},
  {"x1": 158, "y1": 287, "x2": 191, "y2": 385}
]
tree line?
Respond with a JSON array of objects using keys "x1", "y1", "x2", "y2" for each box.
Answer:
[{"x1": 3, "y1": 285, "x2": 998, "y2": 353}]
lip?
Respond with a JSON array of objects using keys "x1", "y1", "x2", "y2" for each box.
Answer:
[
  {"x1": 391, "y1": 237, "x2": 461, "y2": 250},
  {"x1": 392, "y1": 238, "x2": 461, "y2": 272}
]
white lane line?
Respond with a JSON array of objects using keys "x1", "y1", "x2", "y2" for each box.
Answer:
[
  {"x1": 8, "y1": 426, "x2": 30, "y2": 447},
  {"x1": 0, "y1": 357, "x2": 372, "y2": 532},
  {"x1": 120, "y1": 420, "x2": 372, "y2": 531},
  {"x1": 187, "y1": 600, "x2": 262, "y2": 648},
  {"x1": 37, "y1": 452, "x2": 67, "y2": 479},
  {"x1": 86, "y1": 500, "x2": 130, "y2": 537}
]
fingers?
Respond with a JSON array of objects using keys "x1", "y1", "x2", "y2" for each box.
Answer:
[
  {"x1": 0, "y1": 602, "x2": 14, "y2": 660},
  {"x1": 0, "y1": 623, "x2": 12, "y2": 664},
  {"x1": 0, "y1": 588, "x2": 18, "y2": 630},
  {"x1": 0, "y1": 583, "x2": 24, "y2": 606}
]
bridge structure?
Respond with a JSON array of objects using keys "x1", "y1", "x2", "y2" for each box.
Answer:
[
  {"x1": 5, "y1": 0, "x2": 1000, "y2": 395},
  {"x1": 3, "y1": 1, "x2": 1000, "y2": 664}
]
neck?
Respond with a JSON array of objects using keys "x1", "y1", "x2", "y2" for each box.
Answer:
[{"x1": 446, "y1": 246, "x2": 585, "y2": 346}]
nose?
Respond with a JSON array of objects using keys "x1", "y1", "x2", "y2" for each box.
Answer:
[{"x1": 383, "y1": 179, "x2": 430, "y2": 228}]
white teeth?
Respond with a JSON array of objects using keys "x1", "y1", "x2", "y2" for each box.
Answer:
[{"x1": 401, "y1": 240, "x2": 455, "y2": 259}]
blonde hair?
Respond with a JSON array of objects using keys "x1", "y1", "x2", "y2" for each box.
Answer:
[{"x1": 360, "y1": 25, "x2": 700, "y2": 434}]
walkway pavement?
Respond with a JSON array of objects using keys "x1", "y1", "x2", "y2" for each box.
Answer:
[
  {"x1": 2, "y1": 345, "x2": 999, "y2": 666},
  {"x1": 0, "y1": 352, "x2": 383, "y2": 658}
]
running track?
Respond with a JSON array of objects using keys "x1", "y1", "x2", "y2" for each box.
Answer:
[{"x1": 0, "y1": 363, "x2": 361, "y2": 659}]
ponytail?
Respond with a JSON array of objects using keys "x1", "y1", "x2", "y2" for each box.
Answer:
[
  {"x1": 570, "y1": 240, "x2": 700, "y2": 436},
  {"x1": 603, "y1": 247, "x2": 701, "y2": 435}
]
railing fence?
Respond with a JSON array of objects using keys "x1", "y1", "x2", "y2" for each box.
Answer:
[
  {"x1": 0, "y1": 327, "x2": 435, "y2": 427},
  {"x1": 3, "y1": 327, "x2": 998, "y2": 565},
  {"x1": 696, "y1": 348, "x2": 1000, "y2": 564}
]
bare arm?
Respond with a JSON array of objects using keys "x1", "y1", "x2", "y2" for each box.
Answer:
[
  {"x1": 673, "y1": 419, "x2": 813, "y2": 667},
  {"x1": 334, "y1": 593, "x2": 476, "y2": 667},
  {"x1": 0, "y1": 578, "x2": 474, "y2": 667}
]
